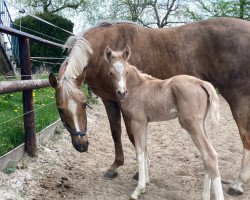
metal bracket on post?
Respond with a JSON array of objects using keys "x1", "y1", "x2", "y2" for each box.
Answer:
[{"x1": 19, "y1": 37, "x2": 37, "y2": 157}]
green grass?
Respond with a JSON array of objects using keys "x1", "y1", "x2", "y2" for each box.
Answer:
[
  {"x1": 0, "y1": 83, "x2": 92, "y2": 156},
  {"x1": 0, "y1": 87, "x2": 58, "y2": 156}
]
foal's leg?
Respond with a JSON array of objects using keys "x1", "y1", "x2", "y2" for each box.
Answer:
[
  {"x1": 226, "y1": 95, "x2": 250, "y2": 196},
  {"x1": 122, "y1": 112, "x2": 150, "y2": 182},
  {"x1": 122, "y1": 112, "x2": 142, "y2": 181},
  {"x1": 179, "y1": 118, "x2": 224, "y2": 200},
  {"x1": 122, "y1": 112, "x2": 135, "y2": 146},
  {"x1": 130, "y1": 119, "x2": 148, "y2": 200},
  {"x1": 102, "y1": 98, "x2": 124, "y2": 178}
]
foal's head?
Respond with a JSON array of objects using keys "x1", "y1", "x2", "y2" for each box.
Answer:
[
  {"x1": 49, "y1": 69, "x2": 89, "y2": 153},
  {"x1": 104, "y1": 45, "x2": 131, "y2": 101}
]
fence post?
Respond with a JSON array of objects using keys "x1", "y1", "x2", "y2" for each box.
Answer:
[{"x1": 19, "y1": 37, "x2": 37, "y2": 157}]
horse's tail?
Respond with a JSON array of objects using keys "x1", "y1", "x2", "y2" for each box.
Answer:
[
  {"x1": 201, "y1": 81, "x2": 220, "y2": 130},
  {"x1": 63, "y1": 35, "x2": 77, "y2": 54}
]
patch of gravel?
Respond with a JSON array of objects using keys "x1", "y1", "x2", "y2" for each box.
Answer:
[{"x1": 0, "y1": 96, "x2": 250, "y2": 200}]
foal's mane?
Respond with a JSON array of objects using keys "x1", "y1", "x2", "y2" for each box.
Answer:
[{"x1": 130, "y1": 65, "x2": 155, "y2": 81}]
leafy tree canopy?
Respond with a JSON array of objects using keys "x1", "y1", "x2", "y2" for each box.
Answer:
[{"x1": 185, "y1": 0, "x2": 250, "y2": 21}]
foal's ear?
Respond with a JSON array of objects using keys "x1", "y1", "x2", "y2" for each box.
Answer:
[
  {"x1": 49, "y1": 73, "x2": 58, "y2": 88},
  {"x1": 122, "y1": 45, "x2": 131, "y2": 60},
  {"x1": 104, "y1": 45, "x2": 112, "y2": 62}
]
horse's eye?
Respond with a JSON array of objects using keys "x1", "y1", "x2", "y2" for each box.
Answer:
[
  {"x1": 58, "y1": 108, "x2": 64, "y2": 114},
  {"x1": 109, "y1": 72, "x2": 112, "y2": 76}
]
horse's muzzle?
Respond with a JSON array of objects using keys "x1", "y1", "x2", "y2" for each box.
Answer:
[
  {"x1": 73, "y1": 141, "x2": 89, "y2": 152},
  {"x1": 117, "y1": 90, "x2": 128, "y2": 101}
]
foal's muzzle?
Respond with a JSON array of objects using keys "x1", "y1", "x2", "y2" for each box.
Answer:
[{"x1": 117, "y1": 89, "x2": 128, "y2": 100}]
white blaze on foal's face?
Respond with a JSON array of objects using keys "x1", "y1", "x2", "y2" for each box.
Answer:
[{"x1": 113, "y1": 61, "x2": 126, "y2": 92}]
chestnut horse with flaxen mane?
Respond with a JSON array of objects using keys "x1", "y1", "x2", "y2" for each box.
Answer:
[{"x1": 49, "y1": 17, "x2": 250, "y2": 196}]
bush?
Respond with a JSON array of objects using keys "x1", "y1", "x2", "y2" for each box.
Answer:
[{"x1": 14, "y1": 13, "x2": 74, "y2": 72}]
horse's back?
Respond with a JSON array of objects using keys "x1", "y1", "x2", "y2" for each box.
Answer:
[{"x1": 83, "y1": 18, "x2": 250, "y2": 99}]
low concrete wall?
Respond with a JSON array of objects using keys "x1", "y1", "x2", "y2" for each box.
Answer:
[{"x1": 0, "y1": 119, "x2": 61, "y2": 170}]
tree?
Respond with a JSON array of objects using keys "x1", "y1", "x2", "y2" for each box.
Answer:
[
  {"x1": 149, "y1": 0, "x2": 186, "y2": 27},
  {"x1": 185, "y1": 0, "x2": 250, "y2": 21},
  {"x1": 19, "y1": 0, "x2": 87, "y2": 14},
  {"x1": 14, "y1": 13, "x2": 74, "y2": 71},
  {"x1": 108, "y1": 0, "x2": 187, "y2": 28}
]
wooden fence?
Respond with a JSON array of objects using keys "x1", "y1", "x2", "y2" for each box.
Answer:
[{"x1": 0, "y1": 24, "x2": 65, "y2": 157}]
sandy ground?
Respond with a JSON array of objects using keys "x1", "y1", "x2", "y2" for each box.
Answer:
[{"x1": 1, "y1": 96, "x2": 250, "y2": 200}]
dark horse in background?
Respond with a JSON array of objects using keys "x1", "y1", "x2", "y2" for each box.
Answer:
[{"x1": 49, "y1": 17, "x2": 250, "y2": 196}]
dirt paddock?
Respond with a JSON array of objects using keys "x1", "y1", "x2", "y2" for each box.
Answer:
[{"x1": 1, "y1": 96, "x2": 250, "y2": 200}]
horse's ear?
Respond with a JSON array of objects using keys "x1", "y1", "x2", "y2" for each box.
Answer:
[
  {"x1": 122, "y1": 45, "x2": 131, "y2": 60},
  {"x1": 104, "y1": 45, "x2": 112, "y2": 62},
  {"x1": 49, "y1": 73, "x2": 58, "y2": 88}
]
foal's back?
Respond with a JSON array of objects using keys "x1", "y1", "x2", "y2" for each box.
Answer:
[{"x1": 143, "y1": 75, "x2": 216, "y2": 124}]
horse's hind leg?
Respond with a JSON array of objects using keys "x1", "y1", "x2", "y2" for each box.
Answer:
[
  {"x1": 102, "y1": 98, "x2": 124, "y2": 179},
  {"x1": 226, "y1": 95, "x2": 250, "y2": 196},
  {"x1": 179, "y1": 118, "x2": 224, "y2": 200}
]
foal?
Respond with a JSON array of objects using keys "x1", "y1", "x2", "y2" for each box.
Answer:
[{"x1": 104, "y1": 45, "x2": 224, "y2": 200}]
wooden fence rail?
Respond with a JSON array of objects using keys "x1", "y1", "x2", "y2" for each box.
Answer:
[
  {"x1": 0, "y1": 79, "x2": 49, "y2": 94},
  {"x1": 0, "y1": 25, "x2": 64, "y2": 156}
]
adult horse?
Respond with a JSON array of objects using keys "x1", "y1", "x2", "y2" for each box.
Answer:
[{"x1": 49, "y1": 17, "x2": 250, "y2": 196}]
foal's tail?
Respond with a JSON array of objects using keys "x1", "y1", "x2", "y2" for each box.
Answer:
[{"x1": 201, "y1": 81, "x2": 220, "y2": 129}]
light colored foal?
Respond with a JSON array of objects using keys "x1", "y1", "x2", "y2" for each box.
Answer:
[{"x1": 104, "y1": 45, "x2": 224, "y2": 200}]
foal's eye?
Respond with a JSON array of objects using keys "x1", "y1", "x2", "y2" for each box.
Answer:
[
  {"x1": 109, "y1": 72, "x2": 112, "y2": 76},
  {"x1": 58, "y1": 108, "x2": 64, "y2": 114}
]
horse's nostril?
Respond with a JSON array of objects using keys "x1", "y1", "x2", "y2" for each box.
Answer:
[{"x1": 117, "y1": 90, "x2": 127, "y2": 95}]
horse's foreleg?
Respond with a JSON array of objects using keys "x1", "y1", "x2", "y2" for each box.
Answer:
[
  {"x1": 130, "y1": 119, "x2": 147, "y2": 200},
  {"x1": 102, "y1": 98, "x2": 124, "y2": 179},
  {"x1": 227, "y1": 98, "x2": 250, "y2": 196}
]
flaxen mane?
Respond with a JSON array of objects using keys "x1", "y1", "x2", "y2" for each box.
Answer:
[
  {"x1": 131, "y1": 65, "x2": 155, "y2": 81},
  {"x1": 60, "y1": 37, "x2": 93, "y2": 101}
]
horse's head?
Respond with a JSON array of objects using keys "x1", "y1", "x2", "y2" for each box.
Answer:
[
  {"x1": 49, "y1": 72, "x2": 89, "y2": 152},
  {"x1": 104, "y1": 45, "x2": 131, "y2": 101}
]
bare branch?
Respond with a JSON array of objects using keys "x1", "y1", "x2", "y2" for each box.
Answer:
[
  {"x1": 161, "y1": 0, "x2": 179, "y2": 27},
  {"x1": 50, "y1": 0, "x2": 85, "y2": 13}
]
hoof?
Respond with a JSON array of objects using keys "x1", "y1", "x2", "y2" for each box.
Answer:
[
  {"x1": 130, "y1": 194, "x2": 138, "y2": 200},
  {"x1": 104, "y1": 169, "x2": 118, "y2": 179},
  {"x1": 133, "y1": 172, "x2": 139, "y2": 180},
  {"x1": 227, "y1": 182, "x2": 243, "y2": 196}
]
